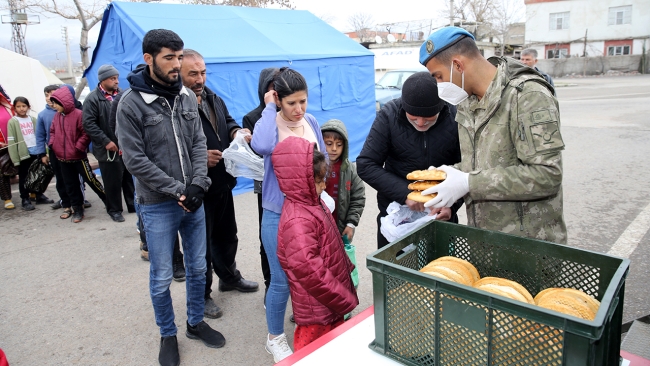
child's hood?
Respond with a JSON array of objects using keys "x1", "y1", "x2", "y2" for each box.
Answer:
[
  {"x1": 320, "y1": 119, "x2": 349, "y2": 162},
  {"x1": 50, "y1": 86, "x2": 76, "y2": 115},
  {"x1": 272, "y1": 136, "x2": 320, "y2": 206}
]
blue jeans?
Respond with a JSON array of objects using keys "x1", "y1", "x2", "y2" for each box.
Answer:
[
  {"x1": 140, "y1": 199, "x2": 207, "y2": 337},
  {"x1": 262, "y1": 209, "x2": 290, "y2": 335}
]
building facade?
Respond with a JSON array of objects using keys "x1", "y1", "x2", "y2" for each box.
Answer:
[{"x1": 524, "y1": 0, "x2": 649, "y2": 59}]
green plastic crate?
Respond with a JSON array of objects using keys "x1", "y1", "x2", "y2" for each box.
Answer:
[{"x1": 367, "y1": 220, "x2": 629, "y2": 366}]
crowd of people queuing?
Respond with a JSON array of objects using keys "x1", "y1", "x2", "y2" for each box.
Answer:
[{"x1": 0, "y1": 25, "x2": 566, "y2": 366}]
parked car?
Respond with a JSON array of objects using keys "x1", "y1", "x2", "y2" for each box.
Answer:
[{"x1": 375, "y1": 67, "x2": 427, "y2": 110}]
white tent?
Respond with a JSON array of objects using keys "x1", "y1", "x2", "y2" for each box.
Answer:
[{"x1": 0, "y1": 48, "x2": 64, "y2": 116}]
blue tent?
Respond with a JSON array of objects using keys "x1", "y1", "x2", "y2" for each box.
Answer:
[{"x1": 84, "y1": 2, "x2": 375, "y2": 195}]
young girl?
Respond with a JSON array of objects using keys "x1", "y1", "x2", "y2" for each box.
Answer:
[
  {"x1": 250, "y1": 67, "x2": 328, "y2": 363},
  {"x1": 6, "y1": 97, "x2": 53, "y2": 210},
  {"x1": 273, "y1": 137, "x2": 358, "y2": 351},
  {"x1": 49, "y1": 86, "x2": 107, "y2": 223}
]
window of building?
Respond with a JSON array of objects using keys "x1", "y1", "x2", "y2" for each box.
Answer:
[
  {"x1": 608, "y1": 5, "x2": 632, "y2": 25},
  {"x1": 549, "y1": 12, "x2": 570, "y2": 30},
  {"x1": 547, "y1": 48, "x2": 569, "y2": 59},
  {"x1": 607, "y1": 45, "x2": 631, "y2": 56}
]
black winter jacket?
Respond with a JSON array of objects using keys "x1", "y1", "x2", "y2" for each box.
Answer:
[
  {"x1": 357, "y1": 98, "x2": 462, "y2": 214},
  {"x1": 201, "y1": 86, "x2": 240, "y2": 195},
  {"x1": 83, "y1": 86, "x2": 120, "y2": 162}
]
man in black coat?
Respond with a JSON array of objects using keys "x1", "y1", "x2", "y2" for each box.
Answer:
[
  {"x1": 357, "y1": 72, "x2": 462, "y2": 249},
  {"x1": 83, "y1": 64, "x2": 135, "y2": 222},
  {"x1": 181, "y1": 49, "x2": 259, "y2": 319}
]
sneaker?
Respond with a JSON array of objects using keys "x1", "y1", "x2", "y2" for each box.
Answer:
[
  {"x1": 35, "y1": 194, "x2": 54, "y2": 204},
  {"x1": 139, "y1": 241, "x2": 149, "y2": 261},
  {"x1": 204, "y1": 297, "x2": 223, "y2": 319},
  {"x1": 158, "y1": 335, "x2": 180, "y2": 366},
  {"x1": 4, "y1": 200, "x2": 15, "y2": 210},
  {"x1": 186, "y1": 321, "x2": 225, "y2": 348},
  {"x1": 172, "y1": 261, "x2": 185, "y2": 282},
  {"x1": 21, "y1": 199, "x2": 35, "y2": 211},
  {"x1": 51, "y1": 200, "x2": 62, "y2": 209},
  {"x1": 83, "y1": 200, "x2": 92, "y2": 208},
  {"x1": 265, "y1": 333, "x2": 293, "y2": 363}
]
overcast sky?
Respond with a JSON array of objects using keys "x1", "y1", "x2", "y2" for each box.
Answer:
[{"x1": 0, "y1": 0, "x2": 490, "y2": 66}]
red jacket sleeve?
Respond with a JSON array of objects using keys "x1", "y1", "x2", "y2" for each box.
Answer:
[
  {"x1": 281, "y1": 216, "x2": 357, "y2": 315},
  {"x1": 75, "y1": 111, "x2": 91, "y2": 152}
]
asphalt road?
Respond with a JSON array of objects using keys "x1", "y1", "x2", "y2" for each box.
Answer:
[{"x1": 1, "y1": 74, "x2": 649, "y2": 365}]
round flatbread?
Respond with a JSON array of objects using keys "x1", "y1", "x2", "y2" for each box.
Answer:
[
  {"x1": 407, "y1": 191, "x2": 437, "y2": 203},
  {"x1": 474, "y1": 277, "x2": 535, "y2": 304},
  {"x1": 408, "y1": 181, "x2": 441, "y2": 191},
  {"x1": 406, "y1": 169, "x2": 447, "y2": 181}
]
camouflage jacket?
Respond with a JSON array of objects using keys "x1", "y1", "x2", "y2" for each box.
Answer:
[{"x1": 456, "y1": 57, "x2": 567, "y2": 244}]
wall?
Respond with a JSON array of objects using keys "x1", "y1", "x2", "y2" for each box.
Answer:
[
  {"x1": 536, "y1": 54, "x2": 649, "y2": 77},
  {"x1": 525, "y1": 0, "x2": 650, "y2": 57}
]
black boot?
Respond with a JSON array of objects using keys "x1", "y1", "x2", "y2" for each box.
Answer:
[
  {"x1": 158, "y1": 335, "x2": 180, "y2": 366},
  {"x1": 71, "y1": 206, "x2": 84, "y2": 223}
]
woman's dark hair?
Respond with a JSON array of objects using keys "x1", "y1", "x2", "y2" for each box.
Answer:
[
  {"x1": 13, "y1": 96, "x2": 30, "y2": 108},
  {"x1": 273, "y1": 67, "x2": 308, "y2": 101},
  {"x1": 313, "y1": 145, "x2": 327, "y2": 181},
  {"x1": 142, "y1": 29, "x2": 184, "y2": 59}
]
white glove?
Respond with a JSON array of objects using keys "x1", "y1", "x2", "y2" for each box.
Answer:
[{"x1": 422, "y1": 165, "x2": 469, "y2": 208}]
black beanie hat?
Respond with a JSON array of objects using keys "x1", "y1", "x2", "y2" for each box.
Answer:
[{"x1": 401, "y1": 71, "x2": 444, "y2": 117}]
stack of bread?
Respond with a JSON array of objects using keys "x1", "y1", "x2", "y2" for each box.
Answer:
[
  {"x1": 418, "y1": 256, "x2": 600, "y2": 320},
  {"x1": 406, "y1": 169, "x2": 446, "y2": 203}
]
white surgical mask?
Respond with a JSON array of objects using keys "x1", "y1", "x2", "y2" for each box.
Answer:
[{"x1": 437, "y1": 62, "x2": 469, "y2": 105}]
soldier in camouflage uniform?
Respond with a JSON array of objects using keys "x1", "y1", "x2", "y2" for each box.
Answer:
[{"x1": 418, "y1": 27, "x2": 567, "y2": 244}]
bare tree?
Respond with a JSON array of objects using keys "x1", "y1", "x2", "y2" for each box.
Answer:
[
  {"x1": 443, "y1": 0, "x2": 495, "y2": 39},
  {"x1": 348, "y1": 12, "x2": 374, "y2": 43},
  {"x1": 18, "y1": 0, "x2": 293, "y2": 95},
  {"x1": 491, "y1": 0, "x2": 524, "y2": 55},
  {"x1": 181, "y1": 0, "x2": 293, "y2": 7}
]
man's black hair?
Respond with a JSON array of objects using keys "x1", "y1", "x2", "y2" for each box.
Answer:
[
  {"x1": 273, "y1": 67, "x2": 308, "y2": 101},
  {"x1": 142, "y1": 29, "x2": 184, "y2": 59},
  {"x1": 433, "y1": 36, "x2": 482, "y2": 65},
  {"x1": 44, "y1": 84, "x2": 60, "y2": 94}
]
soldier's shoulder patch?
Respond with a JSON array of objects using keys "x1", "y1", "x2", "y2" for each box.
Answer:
[{"x1": 527, "y1": 109, "x2": 564, "y2": 152}]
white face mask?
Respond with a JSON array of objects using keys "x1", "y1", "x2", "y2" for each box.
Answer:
[{"x1": 437, "y1": 61, "x2": 469, "y2": 105}]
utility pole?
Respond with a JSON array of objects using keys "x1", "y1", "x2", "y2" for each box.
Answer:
[
  {"x1": 62, "y1": 26, "x2": 74, "y2": 79},
  {"x1": 1, "y1": 0, "x2": 39, "y2": 56},
  {"x1": 582, "y1": 29, "x2": 588, "y2": 76},
  {"x1": 450, "y1": 0, "x2": 454, "y2": 26}
]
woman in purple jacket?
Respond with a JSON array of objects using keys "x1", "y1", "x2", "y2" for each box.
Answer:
[{"x1": 250, "y1": 68, "x2": 327, "y2": 363}]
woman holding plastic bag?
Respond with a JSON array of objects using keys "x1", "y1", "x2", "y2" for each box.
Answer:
[
  {"x1": 356, "y1": 72, "x2": 463, "y2": 249},
  {"x1": 250, "y1": 67, "x2": 328, "y2": 363}
]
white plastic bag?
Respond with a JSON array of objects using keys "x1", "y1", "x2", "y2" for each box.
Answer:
[
  {"x1": 320, "y1": 191, "x2": 335, "y2": 212},
  {"x1": 222, "y1": 130, "x2": 264, "y2": 181},
  {"x1": 380, "y1": 201, "x2": 437, "y2": 242}
]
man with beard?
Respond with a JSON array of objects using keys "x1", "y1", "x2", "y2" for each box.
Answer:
[
  {"x1": 180, "y1": 49, "x2": 259, "y2": 320},
  {"x1": 116, "y1": 29, "x2": 225, "y2": 366},
  {"x1": 83, "y1": 64, "x2": 135, "y2": 222}
]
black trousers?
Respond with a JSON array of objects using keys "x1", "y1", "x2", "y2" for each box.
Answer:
[
  {"x1": 204, "y1": 190, "x2": 241, "y2": 299},
  {"x1": 98, "y1": 159, "x2": 135, "y2": 214},
  {"x1": 59, "y1": 158, "x2": 106, "y2": 208},
  {"x1": 257, "y1": 193, "x2": 271, "y2": 289},
  {"x1": 49, "y1": 149, "x2": 82, "y2": 208},
  {"x1": 0, "y1": 175, "x2": 11, "y2": 200}
]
